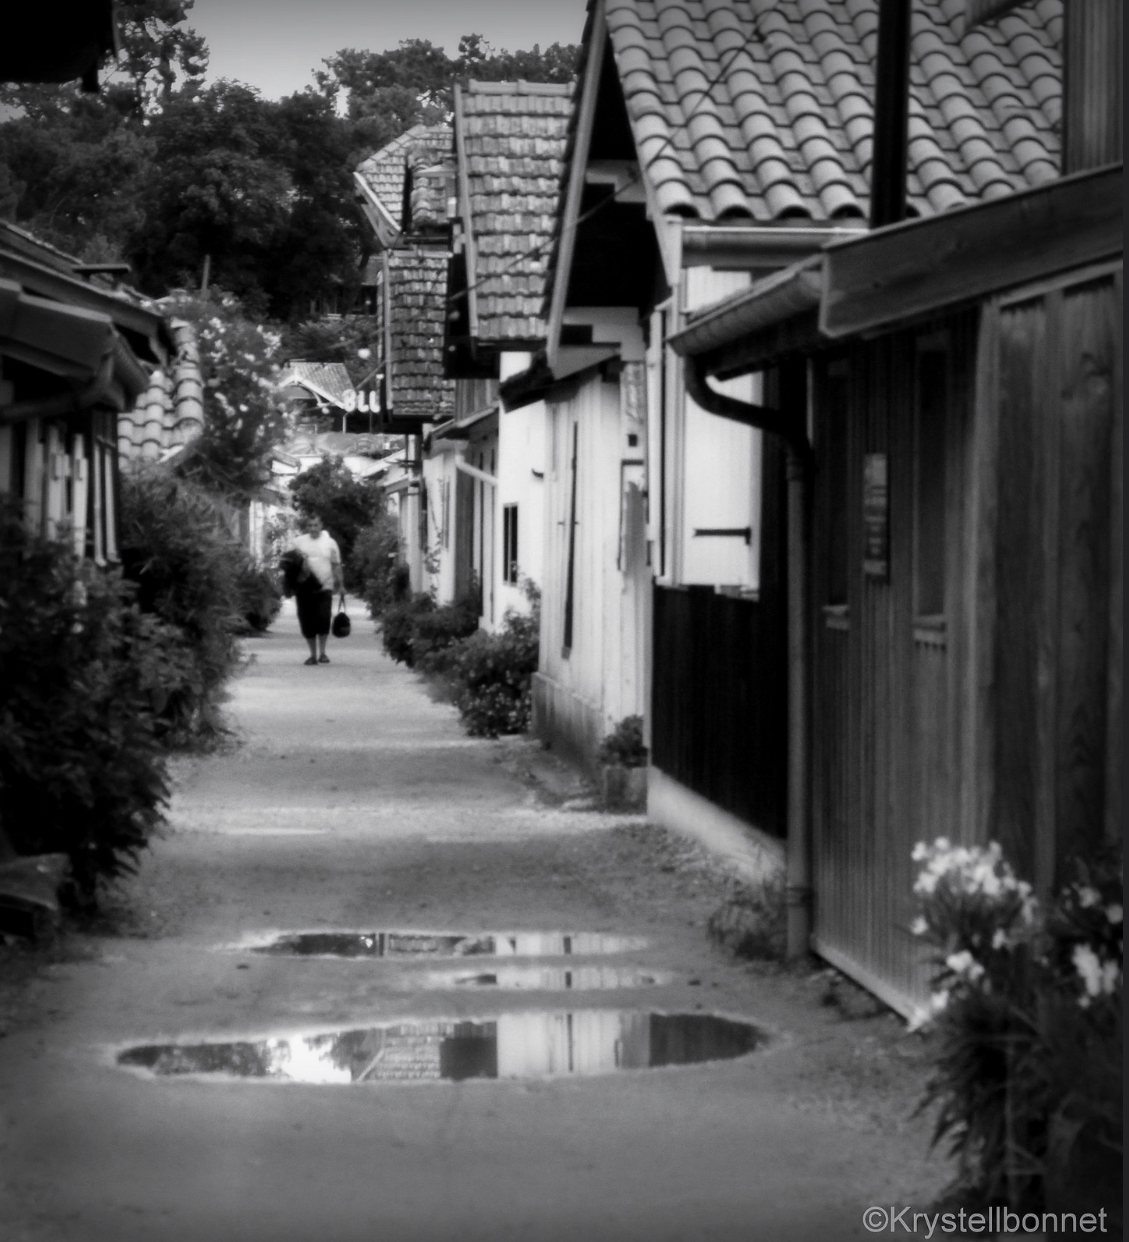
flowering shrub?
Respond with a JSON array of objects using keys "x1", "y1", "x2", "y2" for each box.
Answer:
[
  {"x1": 597, "y1": 716, "x2": 648, "y2": 768},
  {"x1": 910, "y1": 838, "x2": 1122, "y2": 1213},
  {"x1": 161, "y1": 288, "x2": 290, "y2": 498}
]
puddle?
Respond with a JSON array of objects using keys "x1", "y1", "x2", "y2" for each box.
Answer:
[
  {"x1": 250, "y1": 931, "x2": 647, "y2": 959},
  {"x1": 432, "y1": 965, "x2": 671, "y2": 990},
  {"x1": 117, "y1": 1011, "x2": 761, "y2": 1083}
]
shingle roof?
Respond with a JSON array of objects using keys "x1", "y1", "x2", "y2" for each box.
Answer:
[
  {"x1": 457, "y1": 80, "x2": 574, "y2": 344},
  {"x1": 355, "y1": 124, "x2": 453, "y2": 229},
  {"x1": 603, "y1": 0, "x2": 1062, "y2": 222},
  {"x1": 118, "y1": 320, "x2": 204, "y2": 463},
  {"x1": 380, "y1": 249, "x2": 456, "y2": 422}
]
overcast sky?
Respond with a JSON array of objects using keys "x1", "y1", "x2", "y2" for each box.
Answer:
[{"x1": 189, "y1": 0, "x2": 587, "y2": 99}]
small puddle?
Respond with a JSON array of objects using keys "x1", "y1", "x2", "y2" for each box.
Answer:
[
  {"x1": 117, "y1": 1011, "x2": 761, "y2": 1083},
  {"x1": 434, "y1": 965, "x2": 671, "y2": 990},
  {"x1": 250, "y1": 931, "x2": 647, "y2": 959}
]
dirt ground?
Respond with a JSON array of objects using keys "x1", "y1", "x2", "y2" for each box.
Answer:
[{"x1": 0, "y1": 603, "x2": 956, "y2": 1242}]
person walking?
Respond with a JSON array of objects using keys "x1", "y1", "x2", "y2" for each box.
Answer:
[{"x1": 290, "y1": 513, "x2": 345, "y2": 665}]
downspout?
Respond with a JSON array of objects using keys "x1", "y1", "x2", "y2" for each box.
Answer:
[{"x1": 686, "y1": 356, "x2": 812, "y2": 960}]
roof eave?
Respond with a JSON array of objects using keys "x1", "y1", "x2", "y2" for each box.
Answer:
[{"x1": 667, "y1": 257, "x2": 825, "y2": 359}]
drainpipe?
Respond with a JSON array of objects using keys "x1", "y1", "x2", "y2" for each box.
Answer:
[{"x1": 686, "y1": 357, "x2": 812, "y2": 959}]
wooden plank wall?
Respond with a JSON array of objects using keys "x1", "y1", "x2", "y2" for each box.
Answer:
[
  {"x1": 811, "y1": 314, "x2": 977, "y2": 1009},
  {"x1": 650, "y1": 425, "x2": 787, "y2": 837},
  {"x1": 991, "y1": 265, "x2": 1123, "y2": 889}
]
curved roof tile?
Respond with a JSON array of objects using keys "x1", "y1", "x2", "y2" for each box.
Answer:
[{"x1": 603, "y1": 0, "x2": 1059, "y2": 224}]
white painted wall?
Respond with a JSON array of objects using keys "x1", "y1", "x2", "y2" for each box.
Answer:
[
  {"x1": 647, "y1": 268, "x2": 763, "y2": 592},
  {"x1": 495, "y1": 394, "x2": 546, "y2": 623},
  {"x1": 537, "y1": 365, "x2": 650, "y2": 762}
]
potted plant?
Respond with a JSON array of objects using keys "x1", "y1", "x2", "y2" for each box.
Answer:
[{"x1": 597, "y1": 715, "x2": 648, "y2": 811}]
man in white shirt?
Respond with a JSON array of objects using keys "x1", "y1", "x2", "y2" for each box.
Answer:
[{"x1": 291, "y1": 514, "x2": 344, "y2": 664}]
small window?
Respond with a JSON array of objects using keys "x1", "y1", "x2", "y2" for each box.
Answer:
[
  {"x1": 914, "y1": 344, "x2": 948, "y2": 617},
  {"x1": 502, "y1": 503, "x2": 519, "y2": 584}
]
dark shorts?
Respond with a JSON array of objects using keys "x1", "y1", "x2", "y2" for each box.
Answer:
[{"x1": 296, "y1": 588, "x2": 333, "y2": 639}]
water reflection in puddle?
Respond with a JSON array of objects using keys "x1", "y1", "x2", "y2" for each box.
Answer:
[
  {"x1": 251, "y1": 932, "x2": 648, "y2": 959},
  {"x1": 118, "y1": 1012, "x2": 760, "y2": 1083},
  {"x1": 437, "y1": 965, "x2": 671, "y2": 990}
]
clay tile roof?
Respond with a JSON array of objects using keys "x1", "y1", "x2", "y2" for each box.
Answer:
[
  {"x1": 118, "y1": 320, "x2": 205, "y2": 464},
  {"x1": 356, "y1": 123, "x2": 453, "y2": 228},
  {"x1": 602, "y1": 0, "x2": 1062, "y2": 223},
  {"x1": 404, "y1": 129, "x2": 456, "y2": 232},
  {"x1": 379, "y1": 248, "x2": 456, "y2": 421},
  {"x1": 457, "y1": 79, "x2": 574, "y2": 344}
]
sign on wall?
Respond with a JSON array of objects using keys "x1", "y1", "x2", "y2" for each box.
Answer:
[{"x1": 862, "y1": 452, "x2": 889, "y2": 579}]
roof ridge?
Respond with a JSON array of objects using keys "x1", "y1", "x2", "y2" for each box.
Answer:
[{"x1": 467, "y1": 79, "x2": 573, "y2": 96}]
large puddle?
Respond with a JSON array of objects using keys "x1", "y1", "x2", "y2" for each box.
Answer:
[
  {"x1": 250, "y1": 932, "x2": 647, "y2": 959},
  {"x1": 117, "y1": 1011, "x2": 761, "y2": 1083}
]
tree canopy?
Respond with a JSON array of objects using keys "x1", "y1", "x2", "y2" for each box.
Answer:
[{"x1": 0, "y1": 9, "x2": 579, "y2": 322}]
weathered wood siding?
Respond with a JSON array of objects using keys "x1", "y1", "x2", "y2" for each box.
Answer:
[
  {"x1": 651, "y1": 584, "x2": 788, "y2": 838},
  {"x1": 1063, "y1": 0, "x2": 1122, "y2": 174},
  {"x1": 812, "y1": 261, "x2": 1123, "y2": 1012},
  {"x1": 812, "y1": 314, "x2": 979, "y2": 1010}
]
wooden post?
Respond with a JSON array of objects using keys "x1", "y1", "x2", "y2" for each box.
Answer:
[{"x1": 869, "y1": 0, "x2": 912, "y2": 229}]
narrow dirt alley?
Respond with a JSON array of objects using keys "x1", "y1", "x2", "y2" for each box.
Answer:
[{"x1": 1, "y1": 606, "x2": 952, "y2": 1242}]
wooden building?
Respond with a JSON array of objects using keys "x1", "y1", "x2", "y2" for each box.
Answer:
[
  {"x1": 510, "y1": 0, "x2": 1063, "y2": 864},
  {"x1": 431, "y1": 81, "x2": 572, "y2": 630},
  {"x1": 670, "y1": 169, "x2": 1121, "y2": 1012},
  {"x1": 0, "y1": 223, "x2": 188, "y2": 563},
  {"x1": 355, "y1": 125, "x2": 457, "y2": 592}
]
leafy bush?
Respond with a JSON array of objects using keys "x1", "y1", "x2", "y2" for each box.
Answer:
[
  {"x1": 597, "y1": 715, "x2": 648, "y2": 768},
  {"x1": 910, "y1": 839, "x2": 1123, "y2": 1214},
  {"x1": 118, "y1": 469, "x2": 245, "y2": 744},
  {"x1": 350, "y1": 510, "x2": 405, "y2": 618},
  {"x1": 0, "y1": 509, "x2": 173, "y2": 898},
  {"x1": 234, "y1": 557, "x2": 281, "y2": 634},
  {"x1": 439, "y1": 594, "x2": 539, "y2": 738},
  {"x1": 381, "y1": 584, "x2": 480, "y2": 669},
  {"x1": 288, "y1": 456, "x2": 385, "y2": 589}
]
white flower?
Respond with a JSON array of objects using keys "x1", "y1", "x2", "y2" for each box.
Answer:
[
  {"x1": 946, "y1": 950, "x2": 974, "y2": 975},
  {"x1": 914, "y1": 871, "x2": 939, "y2": 896},
  {"x1": 1106, "y1": 904, "x2": 1122, "y2": 925},
  {"x1": 1073, "y1": 944, "x2": 1104, "y2": 997},
  {"x1": 910, "y1": 916, "x2": 928, "y2": 937},
  {"x1": 1100, "y1": 960, "x2": 1120, "y2": 995},
  {"x1": 1078, "y1": 886, "x2": 1101, "y2": 909},
  {"x1": 992, "y1": 928, "x2": 1009, "y2": 950},
  {"x1": 357, "y1": 347, "x2": 372, "y2": 360}
]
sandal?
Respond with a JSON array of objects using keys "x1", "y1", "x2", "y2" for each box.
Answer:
[
  {"x1": 304, "y1": 656, "x2": 317, "y2": 666},
  {"x1": 318, "y1": 654, "x2": 330, "y2": 664}
]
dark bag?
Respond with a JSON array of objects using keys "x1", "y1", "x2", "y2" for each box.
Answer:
[{"x1": 331, "y1": 594, "x2": 351, "y2": 638}]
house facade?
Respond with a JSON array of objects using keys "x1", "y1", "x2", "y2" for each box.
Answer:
[
  {"x1": 355, "y1": 124, "x2": 457, "y2": 592},
  {"x1": 437, "y1": 80, "x2": 573, "y2": 631},
  {"x1": 0, "y1": 222, "x2": 194, "y2": 563},
  {"x1": 667, "y1": 0, "x2": 1119, "y2": 1010}
]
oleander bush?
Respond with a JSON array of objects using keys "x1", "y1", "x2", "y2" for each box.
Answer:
[
  {"x1": 910, "y1": 838, "x2": 1122, "y2": 1216},
  {"x1": 435, "y1": 586, "x2": 540, "y2": 738},
  {"x1": 350, "y1": 511, "x2": 406, "y2": 619},
  {"x1": 118, "y1": 469, "x2": 246, "y2": 745},
  {"x1": 234, "y1": 557, "x2": 281, "y2": 634},
  {"x1": 381, "y1": 583, "x2": 480, "y2": 669},
  {"x1": 0, "y1": 508, "x2": 174, "y2": 898}
]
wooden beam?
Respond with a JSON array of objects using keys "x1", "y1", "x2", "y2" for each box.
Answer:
[{"x1": 823, "y1": 165, "x2": 1123, "y2": 338}]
